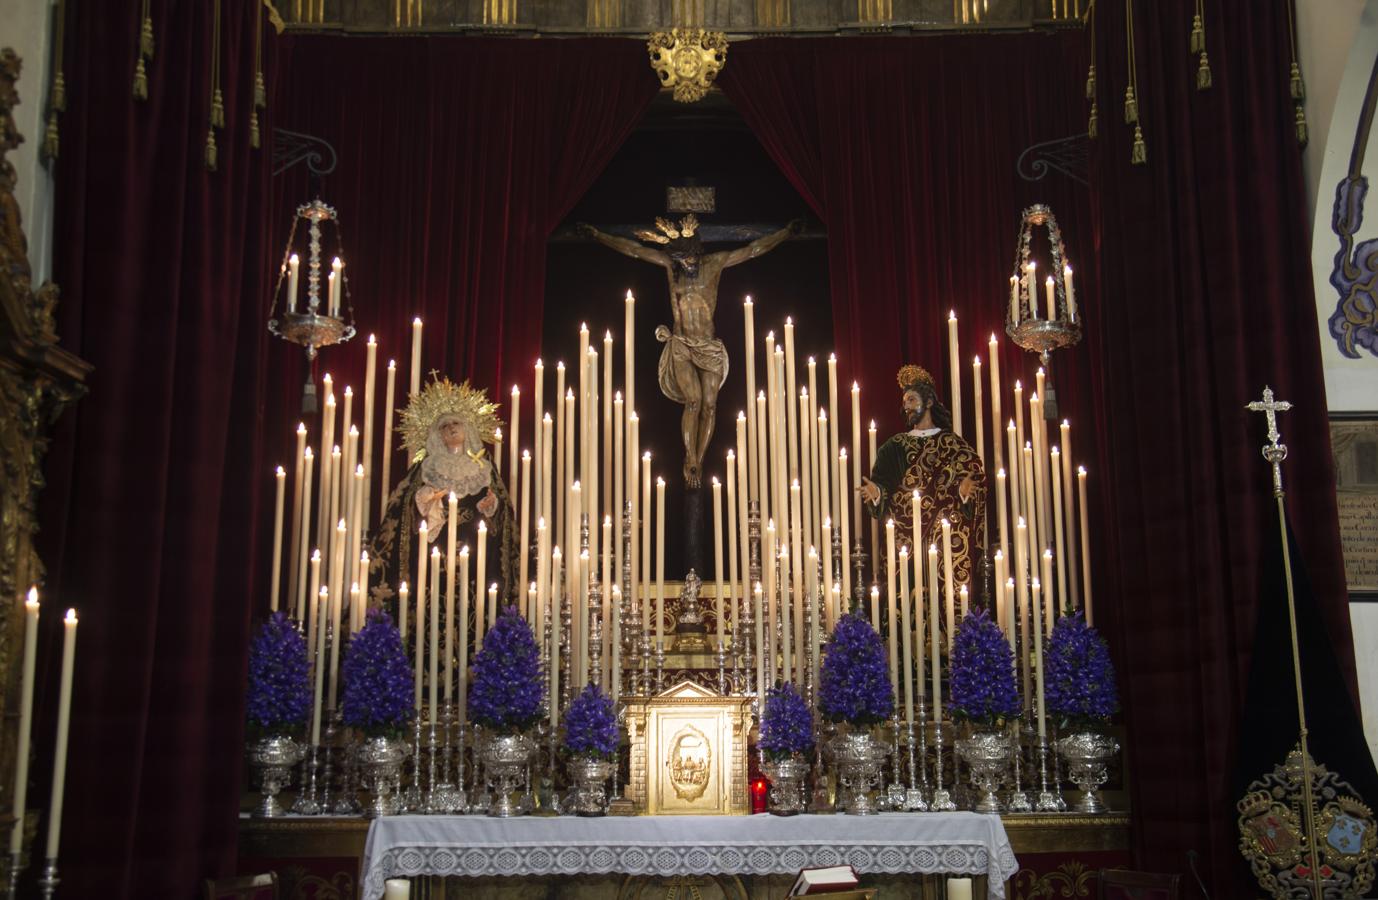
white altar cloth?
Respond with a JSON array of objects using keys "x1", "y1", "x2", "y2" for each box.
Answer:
[{"x1": 361, "y1": 813, "x2": 1018, "y2": 900}]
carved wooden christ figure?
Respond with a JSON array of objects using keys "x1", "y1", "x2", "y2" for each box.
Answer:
[{"x1": 580, "y1": 215, "x2": 799, "y2": 488}]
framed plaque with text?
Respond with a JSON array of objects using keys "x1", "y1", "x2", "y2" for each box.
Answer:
[{"x1": 1332, "y1": 413, "x2": 1378, "y2": 600}]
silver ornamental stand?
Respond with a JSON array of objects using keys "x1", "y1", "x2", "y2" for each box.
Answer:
[
  {"x1": 930, "y1": 721, "x2": 956, "y2": 811},
  {"x1": 1007, "y1": 722, "x2": 1032, "y2": 812}
]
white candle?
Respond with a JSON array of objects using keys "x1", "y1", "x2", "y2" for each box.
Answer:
[
  {"x1": 1062, "y1": 420, "x2": 1078, "y2": 610},
  {"x1": 997, "y1": 468, "x2": 1011, "y2": 607},
  {"x1": 1025, "y1": 262, "x2": 1037, "y2": 319},
  {"x1": 828, "y1": 354, "x2": 840, "y2": 525},
  {"x1": 1032, "y1": 576, "x2": 1046, "y2": 739},
  {"x1": 1008, "y1": 275, "x2": 1019, "y2": 325},
  {"x1": 754, "y1": 582, "x2": 766, "y2": 700},
  {"x1": 519, "y1": 450, "x2": 532, "y2": 603},
  {"x1": 1042, "y1": 549, "x2": 1055, "y2": 638},
  {"x1": 555, "y1": 364, "x2": 567, "y2": 553},
  {"x1": 1043, "y1": 274, "x2": 1054, "y2": 320},
  {"x1": 1079, "y1": 467, "x2": 1093, "y2": 625},
  {"x1": 886, "y1": 519, "x2": 898, "y2": 688},
  {"x1": 533, "y1": 359, "x2": 544, "y2": 527},
  {"x1": 396, "y1": 581, "x2": 407, "y2": 646},
  {"x1": 10, "y1": 589, "x2": 38, "y2": 855},
  {"x1": 947, "y1": 311, "x2": 962, "y2": 437},
  {"x1": 641, "y1": 453, "x2": 652, "y2": 636},
  {"x1": 960, "y1": 583, "x2": 969, "y2": 619},
  {"x1": 765, "y1": 522, "x2": 777, "y2": 684},
  {"x1": 475, "y1": 520, "x2": 487, "y2": 645},
  {"x1": 488, "y1": 583, "x2": 499, "y2": 632},
  {"x1": 732, "y1": 446, "x2": 747, "y2": 641},
  {"x1": 546, "y1": 546, "x2": 558, "y2": 727},
  {"x1": 326, "y1": 271, "x2": 338, "y2": 319},
  {"x1": 807, "y1": 545, "x2": 821, "y2": 694},
  {"x1": 626, "y1": 291, "x2": 636, "y2": 421},
  {"x1": 942, "y1": 518, "x2": 954, "y2": 653},
  {"x1": 493, "y1": 427, "x2": 502, "y2": 486},
  {"x1": 446, "y1": 493, "x2": 458, "y2": 701},
  {"x1": 928, "y1": 544, "x2": 941, "y2": 720},
  {"x1": 289, "y1": 424, "x2": 307, "y2": 618},
  {"x1": 712, "y1": 476, "x2": 725, "y2": 649},
  {"x1": 911, "y1": 489, "x2": 924, "y2": 564},
  {"x1": 380, "y1": 361, "x2": 396, "y2": 519},
  {"x1": 947, "y1": 878, "x2": 973, "y2": 900},
  {"x1": 899, "y1": 545, "x2": 913, "y2": 723},
  {"x1": 328, "y1": 520, "x2": 346, "y2": 710},
  {"x1": 409, "y1": 317, "x2": 423, "y2": 399},
  {"x1": 611, "y1": 584, "x2": 623, "y2": 701},
  {"x1": 822, "y1": 516, "x2": 833, "y2": 629},
  {"x1": 604, "y1": 332, "x2": 614, "y2": 520},
  {"x1": 297, "y1": 448, "x2": 314, "y2": 621},
  {"x1": 509, "y1": 383, "x2": 521, "y2": 509},
  {"x1": 384, "y1": 879, "x2": 412, "y2": 900},
  {"x1": 869, "y1": 421, "x2": 879, "y2": 574},
  {"x1": 790, "y1": 480, "x2": 805, "y2": 686},
  {"x1": 1016, "y1": 517, "x2": 1031, "y2": 712},
  {"x1": 270, "y1": 466, "x2": 286, "y2": 612},
  {"x1": 361, "y1": 335, "x2": 377, "y2": 529},
  {"x1": 838, "y1": 449, "x2": 851, "y2": 602},
  {"x1": 1064, "y1": 265, "x2": 1078, "y2": 320},
  {"x1": 542, "y1": 413, "x2": 554, "y2": 538},
  {"x1": 43, "y1": 606, "x2": 74, "y2": 860},
  {"x1": 972, "y1": 357, "x2": 984, "y2": 466},
  {"x1": 851, "y1": 382, "x2": 862, "y2": 537},
  {"x1": 287, "y1": 253, "x2": 300, "y2": 313},
  {"x1": 579, "y1": 551, "x2": 590, "y2": 687},
  {"x1": 756, "y1": 391, "x2": 769, "y2": 523},
  {"x1": 415, "y1": 523, "x2": 428, "y2": 711},
  {"x1": 869, "y1": 584, "x2": 880, "y2": 631},
  {"x1": 656, "y1": 476, "x2": 666, "y2": 646},
  {"x1": 602, "y1": 515, "x2": 612, "y2": 685},
  {"x1": 1051, "y1": 446, "x2": 1068, "y2": 619},
  {"x1": 316, "y1": 385, "x2": 334, "y2": 560},
  {"x1": 816, "y1": 411, "x2": 830, "y2": 569},
  {"x1": 311, "y1": 588, "x2": 327, "y2": 744},
  {"x1": 784, "y1": 318, "x2": 799, "y2": 486},
  {"x1": 988, "y1": 334, "x2": 1003, "y2": 473},
  {"x1": 743, "y1": 296, "x2": 756, "y2": 502},
  {"x1": 430, "y1": 546, "x2": 441, "y2": 722}
]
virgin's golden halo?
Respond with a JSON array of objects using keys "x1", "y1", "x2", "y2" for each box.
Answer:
[
  {"x1": 397, "y1": 375, "x2": 500, "y2": 462},
  {"x1": 896, "y1": 364, "x2": 936, "y2": 391}
]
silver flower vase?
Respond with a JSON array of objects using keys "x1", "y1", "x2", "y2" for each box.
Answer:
[
  {"x1": 1056, "y1": 730, "x2": 1118, "y2": 813},
  {"x1": 481, "y1": 733, "x2": 536, "y2": 817},
  {"x1": 358, "y1": 735, "x2": 407, "y2": 818},
  {"x1": 248, "y1": 735, "x2": 305, "y2": 817},
  {"x1": 829, "y1": 729, "x2": 888, "y2": 815},
  {"x1": 761, "y1": 755, "x2": 810, "y2": 816},
  {"x1": 956, "y1": 726, "x2": 1013, "y2": 814},
  {"x1": 566, "y1": 756, "x2": 616, "y2": 816}
]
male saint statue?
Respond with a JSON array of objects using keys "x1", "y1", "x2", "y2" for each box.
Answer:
[
  {"x1": 580, "y1": 215, "x2": 800, "y2": 488},
  {"x1": 860, "y1": 364, "x2": 986, "y2": 591}
]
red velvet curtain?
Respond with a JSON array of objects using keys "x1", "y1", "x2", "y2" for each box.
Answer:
[
  {"x1": 1087, "y1": 1, "x2": 1350, "y2": 893},
  {"x1": 719, "y1": 33, "x2": 1098, "y2": 440},
  {"x1": 41, "y1": 23, "x2": 653, "y2": 899},
  {"x1": 723, "y1": 13, "x2": 1352, "y2": 896},
  {"x1": 267, "y1": 36, "x2": 657, "y2": 443},
  {"x1": 39, "y1": 1, "x2": 276, "y2": 897}
]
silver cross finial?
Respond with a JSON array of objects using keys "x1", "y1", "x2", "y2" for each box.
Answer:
[{"x1": 1246, "y1": 386, "x2": 1292, "y2": 496}]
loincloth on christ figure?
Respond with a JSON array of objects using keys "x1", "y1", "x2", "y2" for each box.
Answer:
[{"x1": 656, "y1": 332, "x2": 729, "y2": 403}]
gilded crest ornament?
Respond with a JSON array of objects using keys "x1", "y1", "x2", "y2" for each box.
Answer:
[
  {"x1": 647, "y1": 29, "x2": 728, "y2": 103},
  {"x1": 1237, "y1": 747, "x2": 1377, "y2": 899}
]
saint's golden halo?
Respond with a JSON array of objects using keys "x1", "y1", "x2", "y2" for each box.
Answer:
[
  {"x1": 897, "y1": 364, "x2": 936, "y2": 391},
  {"x1": 397, "y1": 374, "x2": 500, "y2": 463}
]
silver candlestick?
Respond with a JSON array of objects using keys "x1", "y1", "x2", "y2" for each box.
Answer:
[
  {"x1": 1050, "y1": 722, "x2": 1068, "y2": 810},
  {"x1": 640, "y1": 638, "x2": 652, "y2": 696},
  {"x1": 654, "y1": 641, "x2": 666, "y2": 693},
  {"x1": 7, "y1": 849, "x2": 25, "y2": 899},
  {"x1": 886, "y1": 717, "x2": 906, "y2": 810},
  {"x1": 930, "y1": 721, "x2": 956, "y2": 811},
  {"x1": 1007, "y1": 723, "x2": 1032, "y2": 812},
  {"x1": 716, "y1": 640, "x2": 727, "y2": 694},
  {"x1": 590, "y1": 578, "x2": 604, "y2": 689},
  {"x1": 917, "y1": 695, "x2": 932, "y2": 796},
  {"x1": 1035, "y1": 735, "x2": 1060, "y2": 811},
  {"x1": 852, "y1": 541, "x2": 868, "y2": 609},
  {"x1": 401, "y1": 715, "x2": 424, "y2": 812},
  {"x1": 36, "y1": 859, "x2": 56, "y2": 900},
  {"x1": 291, "y1": 745, "x2": 322, "y2": 814},
  {"x1": 319, "y1": 714, "x2": 337, "y2": 810},
  {"x1": 905, "y1": 719, "x2": 928, "y2": 811}
]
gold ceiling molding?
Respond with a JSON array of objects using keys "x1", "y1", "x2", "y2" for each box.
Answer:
[{"x1": 647, "y1": 29, "x2": 727, "y2": 104}]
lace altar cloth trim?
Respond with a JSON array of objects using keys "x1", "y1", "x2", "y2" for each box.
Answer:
[{"x1": 362, "y1": 813, "x2": 1018, "y2": 900}]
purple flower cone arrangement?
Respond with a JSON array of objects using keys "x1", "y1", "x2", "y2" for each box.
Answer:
[
  {"x1": 947, "y1": 608, "x2": 1020, "y2": 726},
  {"x1": 819, "y1": 613, "x2": 894, "y2": 726},
  {"x1": 246, "y1": 611, "x2": 311, "y2": 733},
  {"x1": 562, "y1": 684, "x2": 619, "y2": 758},
  {"x1": 1045, "y1": 611, "x2": 1119, "y2": 727},
  {"x1": 341, "y1": 609, "x2": 415, "y2": 736},
  {"x1": 468, "y1": 605, "x2": 545, "y2": 734},
  {"x1": 759, "y1": 683, "x2": 814, "y2": 760}
]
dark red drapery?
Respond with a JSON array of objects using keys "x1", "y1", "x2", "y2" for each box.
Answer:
[
  {"x1": 267, "y1": 35, "x2": 657, "y2": 443},
  {"x1": 722, "y1": 12, "x2": 1352, "y2": 896},
  {"x1": 41, "y1": 22, "x2": 653, "y2": 898}
]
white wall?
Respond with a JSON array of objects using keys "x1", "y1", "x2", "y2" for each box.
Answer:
[
  {"x1": 1303, "y1": 0, "x2": 1378, "y2": 761},
  {"x1": 0, "y1": 0, "x2": 56, "y2": 285}
]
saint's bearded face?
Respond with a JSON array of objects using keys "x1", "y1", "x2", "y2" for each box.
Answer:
[{"x1": 902, "y1": 389, "x2": 926, "y2": 427}]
